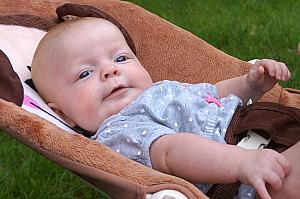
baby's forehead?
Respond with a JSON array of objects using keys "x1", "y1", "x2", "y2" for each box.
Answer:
[
  {"x1": 46, "y1": 18, "x2": 121, "y2": 46},
  {"x1": 36, "y1": 17, "x2": 127, "y2": 67}
]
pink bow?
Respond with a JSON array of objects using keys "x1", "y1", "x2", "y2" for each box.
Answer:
[{"x1": 204, "y1": 95, "x2": 222, "y2": 107}]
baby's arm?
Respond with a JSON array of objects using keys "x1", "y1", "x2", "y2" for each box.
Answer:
[
  {"x1": 150, "y1": 133, "x2": 291, "y2": 199},
  {"x1": 215, "y1": 59, "x2": 291, "y2": 104}
]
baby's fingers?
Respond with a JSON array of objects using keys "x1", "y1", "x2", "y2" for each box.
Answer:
[
  {"x1": 252, "y1": 179, "x2": 271, "y2": 199},
  {"x1": 250, "y1": 64, "x2": 265, "y2": 82},
  {"x1": 255, "y1": 59, "x2": 276, "y2": 77},
  {"x1": 265, "y1": 172, "x2": 283, "y2": 190},
  {"x1": 253, "y1": 173, "x2": 282, "y2": 199},
  {"x1": 278, "y1": 62, "x2": 291, "y2": 81},
  {"x1": 263, "y1": 60, "x2": 290, "y2": 81},
  {"x1": 255, "y1": 59, "x2": 291, "y2": 81},
  {"x1": 276, "y1": 153, "x2": 291, "y2": 177}
]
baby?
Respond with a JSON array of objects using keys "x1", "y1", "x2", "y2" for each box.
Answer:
[{"x1": 31, "y1": 17, "x2": 297, "y2": 199}]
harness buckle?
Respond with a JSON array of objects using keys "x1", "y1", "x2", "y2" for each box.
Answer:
[{"x1": 237, "y1": 130, "x2": 271, "y2": 149}]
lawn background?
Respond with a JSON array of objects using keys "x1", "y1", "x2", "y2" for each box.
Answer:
[{"x1": 0, "y1": 0, "x2": 299, "y2": 198}]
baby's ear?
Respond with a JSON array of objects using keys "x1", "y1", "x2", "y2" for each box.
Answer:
[{"x1": 48, "y1": 102, "x2": 76, "y2": 127}]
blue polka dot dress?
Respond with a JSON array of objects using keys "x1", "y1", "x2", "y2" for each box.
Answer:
[{"x1": 92, "y1": 80, "x2": 254, "y2": 198}]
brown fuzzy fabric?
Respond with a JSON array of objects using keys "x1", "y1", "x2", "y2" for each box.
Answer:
[
  {"x1": 0, "y1": 99, "x2": 206, "y2": 198},
  {"x1": 0, "y1": 50, "x2": 23, "y2": 106},
  {"x1": 0, "y1": 0, "x2": 299, "y2": 198}
]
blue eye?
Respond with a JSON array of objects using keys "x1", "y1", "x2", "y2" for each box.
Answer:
[
  {"x1": 115, "y1": 55, "x2": 128, "y2": 63},
  {"x1": 79, "y1": 70, "x2": 92, "y2": 79}
]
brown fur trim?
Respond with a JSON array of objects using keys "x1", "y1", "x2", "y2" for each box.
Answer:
[
  {"x1": 0, "y1": 14, "x2": 56, "y2": 31},
  {"x1": 0, "y1": 50, "x2": 23, "y2": 106}
]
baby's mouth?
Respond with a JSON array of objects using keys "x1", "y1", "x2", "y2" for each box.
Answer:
[{"x1": 105, "y1": 85, "x2": 128, "y2": 100}]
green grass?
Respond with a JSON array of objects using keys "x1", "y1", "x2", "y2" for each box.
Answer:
[
  {"x1": 1, "y1": 1, "x2": 299, "y2": 198},
  {"x1": 130, "y1": 0, "x2": 300, "y2": 89},
  {"x1": 0, "y1": 133, "x2": 107, "y2": 199}
]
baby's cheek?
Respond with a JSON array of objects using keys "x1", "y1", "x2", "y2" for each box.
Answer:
[{"x1": 76, "y1": 113, "x2": 99, "y2": 132}]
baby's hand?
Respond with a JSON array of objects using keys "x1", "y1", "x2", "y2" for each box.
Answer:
[
  {"x1": 247, "y1": 59, "x2": 291, "y2": 96},
  {"x1": 237, "y1": 149, "x2": 291, "y2": 199}
]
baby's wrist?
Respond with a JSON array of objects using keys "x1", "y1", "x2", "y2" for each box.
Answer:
[
  {"x1": 244, "y1": 75, "x2": 263, "y2": 101},
  {"x1": 233, "y1": 147, "x2": 249, "y2": 183}
]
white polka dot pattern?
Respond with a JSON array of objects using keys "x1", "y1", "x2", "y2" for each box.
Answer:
[{"x1": 92, "y1": 80, "x2": 243, "y2": 195}]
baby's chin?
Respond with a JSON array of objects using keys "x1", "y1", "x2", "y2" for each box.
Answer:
[
  {"x1": 82, "y1": 90, "x2": 143, "y2": 132},
  {"x1": 113, "y1": 90, "x2": 141, "y2": 110}
]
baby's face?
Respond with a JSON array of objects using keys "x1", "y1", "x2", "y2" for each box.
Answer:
[{"x1": 40, "y1": 18, "x2": 153, "y2": 132}]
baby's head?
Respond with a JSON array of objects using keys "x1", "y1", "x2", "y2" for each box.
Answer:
[{"x1": 31, "y1": 17, "x2": 153, "y2": 132}]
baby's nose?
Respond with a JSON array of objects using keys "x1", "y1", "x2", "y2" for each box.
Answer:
[{"x1": 101, "y1": 65, "x2": 120, "y2": 80}]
